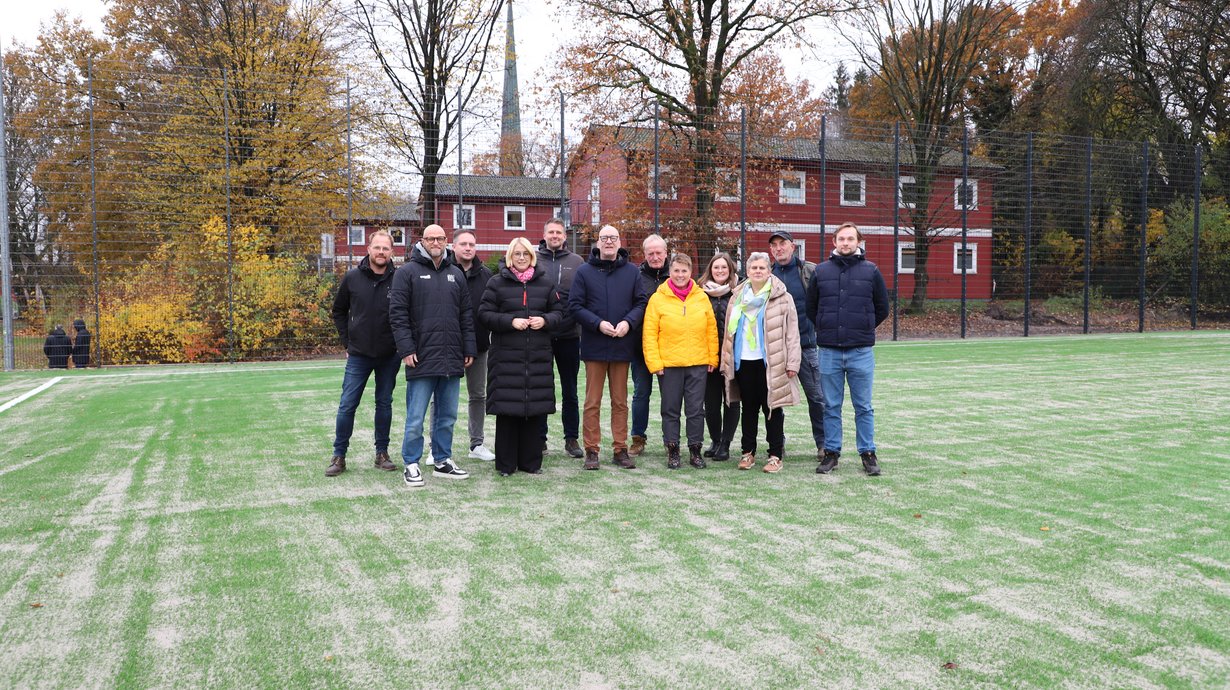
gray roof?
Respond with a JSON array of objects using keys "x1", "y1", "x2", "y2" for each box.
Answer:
[
  {"x1": 435, "y1": 174, "x2": 564, "y2": 201},
  {"x1": 600, "y1": 125, "x2": 1000, "y2": 170}
]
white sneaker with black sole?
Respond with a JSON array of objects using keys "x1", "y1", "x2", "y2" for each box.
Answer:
[
  {"x1": 468, "y1": 445, "x2": 496, "y2": 461},
  {"x1": 403, "y1": 463, "x2": 425, "y2": 488},
  {"x1": 432, "y1": 459, "x2": 469, "y2": 479}
]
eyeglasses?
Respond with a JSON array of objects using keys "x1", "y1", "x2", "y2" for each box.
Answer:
[
  {"x1": 511, "y1": 251, "x2": 532, "y2": 257},
  {"x1": 422, "y1": 236, "x2": 447, "y2": 243},
  {"x1": 597, "y1": 236, "x2": 619, "y2": 243}
]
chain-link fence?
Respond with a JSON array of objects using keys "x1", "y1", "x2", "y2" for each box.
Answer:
[{"x1": 4, "y1": 65, "x2": 1226, "y2": 369}]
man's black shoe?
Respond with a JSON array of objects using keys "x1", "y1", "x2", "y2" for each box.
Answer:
[
  {"x1": 816, "y1": 450, "x2": 840, "y2": 474},
  {"x1": 860, "y1": 451, "x2": 881, "y2": 476}
]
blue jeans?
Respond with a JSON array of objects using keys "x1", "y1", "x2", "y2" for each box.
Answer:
[
  {"x1": 795, "y1": 346, "x2": 826, "y2": 449},
  {"x1": 333, "y1": 353, "x2": 401, "y2": 457},
  {"x1": 401, "y1": 375, "x2": 461, "y2": 466},
  {"x1": 819, "y1": 347, "x2": 876, "y2": 454},
  {"x1": 630, "y1": 349, "x2": 653, "y2": 438}
]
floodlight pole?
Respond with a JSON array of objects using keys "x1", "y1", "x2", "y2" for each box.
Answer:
[
  {"x1": 0, "y1": 47, "x2": 14, "y2": 371},
  {"x1": 346, "y1": 77, "x2": 354, "y2": 266},
  {"x1": 739, "y1": 107, "x2": 747, "y2": 276},
  {"x1": 891, "y1": 123, "x2": 900, "y2": 341}
]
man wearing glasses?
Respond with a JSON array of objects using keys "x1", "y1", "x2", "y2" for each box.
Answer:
[
  {"x1": 389, "y1": 224, "x2": 477, "y2": 487},
  {"x1": 568, "y1": 225, "x2": 648, "y2": 470}
]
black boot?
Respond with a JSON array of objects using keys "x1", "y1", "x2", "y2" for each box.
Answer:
[
  {"x1": 666, "y1": 442, "x2": 681, "y2": 469},
  {"x1": 712, "y1": 440, "x2": 730, "y2": 461},
  {"x1": 689, "y1": 443, "x2": 706, "y2": 469},
  {"x1": 702, "y1": 440, "x2": 718, "y2": 458},
  {"x1": 817, "y1": 449, "x2": 840, "y2": 474}
]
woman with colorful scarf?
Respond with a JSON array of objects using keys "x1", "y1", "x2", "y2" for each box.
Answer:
[
  {"x1": 642, "y1": 253, "x2": 718, "y2": 469},
  {"x1": 699, "y1": 252, "x2": 741, "y2": 461},
  {"x1": 719, "y1": 252, "x2": 801, "y2": 473},
  {"x1": 478, "y1": 237, "x2": 566, "y2": 476}
]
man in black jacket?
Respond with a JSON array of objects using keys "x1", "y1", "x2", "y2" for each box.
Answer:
[
  {"x1": 43, "y1": 326, "x2": 71, "y2": 369},
  {"x1": 808, "y1": 222, "x2": 890, "y2": 476},
  {"x1": 389, "y1": 224, "x2": 477, "y2": 488},
  {"x1": 327, "y1": 230, "x2": 400, "y2": 477},
  {"x1": 453, "y1": 229, "x2": 496, "y2": 462},
  {"x1": 629, "y1": 233, "x2": 669, "y2": 457},
  {"x1": 536, "y1": 218, "x2": 585, "y2": 458}
]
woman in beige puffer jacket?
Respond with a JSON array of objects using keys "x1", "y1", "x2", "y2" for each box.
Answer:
[{"x1": 720, "y1": 252, "x2": 801, "y2": 473}]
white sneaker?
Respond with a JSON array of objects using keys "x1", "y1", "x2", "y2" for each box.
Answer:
[
  {"x1": 403, "y1": 463, "x2": 425, "y2": 488},
  {"x1": 432, "y1": 459, "x2": 470, "y2": 480},
  {"x1": 468, "y1": 445, "x2": 496, "y2": 461}
]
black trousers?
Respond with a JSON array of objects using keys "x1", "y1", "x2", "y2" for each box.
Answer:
[
  {"x1": 704, "y1": 371, "x2": 740, "y2": 445},
  {"x1": 734, "y1": 359, "x2": 784, "y2": 458},
  {"x1": 496, "y1": 414, "x2": 546, "y2": 474}
]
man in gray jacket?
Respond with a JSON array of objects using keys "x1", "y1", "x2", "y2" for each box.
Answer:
[{"x1": 536, "y1": 218, "x2": 585, "y2": 458}]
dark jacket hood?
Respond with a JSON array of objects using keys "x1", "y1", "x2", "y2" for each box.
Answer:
[
  {"x1": 588, "y1": 246, "x2": 630, "y2": 270},
  {"x1": 357, "y1": 255, "x2": 395, "y2": 280},
  {"x1": 639, "y1": 261, "x2": 670, "y2": 282},
  {"x1": 410, "y1": 242, "x2": 455, "y2": 269},
  {"x1": 538, "y1": 239, "x2": 576, "y2": 260},
  {"x1": 829, "y1": 248, "x2": 866, "y2": 267}
]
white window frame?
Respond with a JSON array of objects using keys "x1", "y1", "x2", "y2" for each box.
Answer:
[
  {"x1": 454, "y1": 204, "x2": 476, "y2": 230},
  {"x1": 388, "y1": 227, "x2": 406, "y2": 246},
  {"x1": 793, "y1": 239, "x2": 807, "y2": 262},
  {"x1": 897, "y1": 242, "x2": 916, "y2": 274},
  {"x1": 839, "y1": 173, "x2": 866, "y2": 207},
  {"x1": 647, "y1": 165, "x2": 679, "y2": 200},
  {"x1": 779, "y1": 170, "x2": 806, "y2": 205},
  {"x1": 321, "y1": 233, "x2": 336, "y2": 259},
  {"x1": 590, "y1": 178, "x2": 601, "y2": 225},
  {"x1": 954, "y1": 178, "x2": 979, "y2": 210},
  {"x1": 898, "y1": 176, "x2": 917, "y2": 209},
  {"x1": 504, "y1": 206, "x2": 526, "y2": 231},
  {"x1": 715, "y1": 167, "x2": 741, "y2": 202},
  {"x1": 347, "y1": 225, "x2": 366, "y2": 246},
  {"x1": 953, "y1": 242, "x2": 978, "y2": 274}
]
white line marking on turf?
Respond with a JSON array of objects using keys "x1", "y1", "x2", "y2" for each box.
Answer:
[{"x1": 0, "y1": 376, "x2": 63, "y2": 414}]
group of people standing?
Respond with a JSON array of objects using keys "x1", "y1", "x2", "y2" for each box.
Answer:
[
  {"x1": 43, "y1": 319, "x2": 91, "y2": 369},
  {"x1": 327, "y1": 217, "x2": 890, "y2": 487}
]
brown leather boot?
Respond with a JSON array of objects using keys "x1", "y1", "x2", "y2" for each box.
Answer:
[
  {"x1": 689, "y1": 443, "x2": 706, "y2": 469},
  {"x1": 613, "y1": 448, "x2": 636, "y2": 469},
  {"x1": 374, "y1": 451, "x2": 397, "y2": 471},
  {"x1": 665, "y1": 442, "x2": 681, "y2": 469},
  {"x1": 583, "y1": 448, "x2": 600, "y2": 470},
  {"x1": 325, "y1": 455, "x2": 346, "y2": 477},
  {"x1": 628, "y1": 435, "x2": 647, "y2": 457}
]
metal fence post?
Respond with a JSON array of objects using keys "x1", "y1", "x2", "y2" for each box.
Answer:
[
  {"x1": 739, "y1": 107, "x2": 747, "y2": 273},
  {"x1": 960, "y1": 127, "x2": 969, "y2": 338},
  {"x1": 88, "y1": 57, "x2": 101, "y2": 366},
  {"x1": 1084, "y1": 137, "x2": 1092, "y2": 333},
  {"x1": 819, "y1": 115, "x2": 827, "y2": 236},
  {"x1": 892, "y1": 122, "x2": 900, "y2": 341},
  {"x1": 653, "y1": 107, "x2": 660, "y2": 234},
  {"x1": 559, "y1": 91, "x2": 567, "y2": 227},
  {"x1": 457, "y1": 87, "x2": 463, "y2": 223},
  {"x1": 1024, "y1": 132, "x2": 1033, "y2": 337},
  {"x1": 1191, "y1": 145, "x2": 1202, "y2": 330},
  {"x1": 222, "y1": 67, "x2": 235, "y2": 360},
  {"x1": 0, "y1": 54, "x2": 14, "y2": 371},
  {"x1": 346, "y1": 77, "x2": 354, "y2": 266},
  {"x1": 1138, "y1": 141, "x2": 1149, "y2": 333}
]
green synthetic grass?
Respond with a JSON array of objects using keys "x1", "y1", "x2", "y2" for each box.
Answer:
[{"x1": 1, "y1": 334, "x2": 1228, "y2": 688}]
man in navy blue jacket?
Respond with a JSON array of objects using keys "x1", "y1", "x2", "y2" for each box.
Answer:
[
  {"x1": 568, "y1": 225, "x2": 648, "y2": 470},
  {"x1": 327, "y1": 230, "x2": 400, "y2": 477},
  {"x1": 389, "y1": 224, "x2": 477, "y2": 488},
  {"x1": 807, "y1": 222, "x2": 890, "y2": 476},
  {"x1": 769, "y1": 230, "x2": 826, "y2": 461}
]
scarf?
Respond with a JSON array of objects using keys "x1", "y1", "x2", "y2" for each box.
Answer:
[
  {"x1": 668, "y1": 279, "x2": 693, "y2": 301},
  {"x1": 701, "y1": 280, "x2": 732, "y2": 297},
  {"x1": 727, "y1": 280, "x2": 772, "y2": 351},
  {"x1": 511, "y1": 265, "x2": 534, "y2": 283}
]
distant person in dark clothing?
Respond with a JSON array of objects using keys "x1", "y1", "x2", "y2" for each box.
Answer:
[
  {"x1": 453, "y1": 229, "x2": 496, "y2": 462},
  {"x1": 478, "y1": 237, "x2": 566, "y2": 476},
  {"x1": 44, "y1": 326, "x2": 71, "y2": 369},
  {"x1": 71, "y1": 319, "x2": 91, "y2": 368},
  {"x1": 536, "y1": 217, "x2": 586, "y2": 458},
  {"x1": 327, "y1": 230, "x2": 400, "y2": 477}
]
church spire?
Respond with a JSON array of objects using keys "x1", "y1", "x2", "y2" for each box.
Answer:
[{"x1": 499, "y1": 0, "x2": 524, "y2": 176}]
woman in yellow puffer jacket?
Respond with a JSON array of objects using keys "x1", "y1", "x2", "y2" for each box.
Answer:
[{"x1": 643, "y1": 253, "x2": 718, "y2": 469}]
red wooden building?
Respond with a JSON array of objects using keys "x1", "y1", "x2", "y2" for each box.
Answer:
[
  {"x1": 433, "y1": 174, "x2": 567, "y2": 255},
  {"x1": 568, "y1": 125, "x2": 998, "y2": 299},
  {"x1": 331, "y1": 201, "x2": 420, "y2": 265}
]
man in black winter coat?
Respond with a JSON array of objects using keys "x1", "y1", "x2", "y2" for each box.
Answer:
[
  {"x1": 389, "y1": 224, "x2": 477, "y2": 488},
  {"x1": 71, "y1": 319, "x2": 91, "y2": 368},
  {"x1": 453, "y1": 229, "x2": 496, "y2": 462},
  {"x1": 535, "y1": 217, "x2": 585, "y2": 458},
  {"x1": 807, "y1": 222, "x2": 890, "y2": 477},
  {"x1": 326, "y1": 230, "x2": 401, "y2": 477},
  {"x1": 44, "y1": 326, "x2": 71, "y2": 369}
]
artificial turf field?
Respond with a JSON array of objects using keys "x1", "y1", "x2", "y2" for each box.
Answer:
[{"x1": 1, "y1": 332, "x2": 1227, "y2": 688}]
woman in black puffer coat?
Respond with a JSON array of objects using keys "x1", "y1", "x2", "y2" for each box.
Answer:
[
  {"x1": 699, "y1": 252, "x2": 741, "y2": 461},
  {"x1": 478, "y1": 237, "x2": 566, "y2": 476}
]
